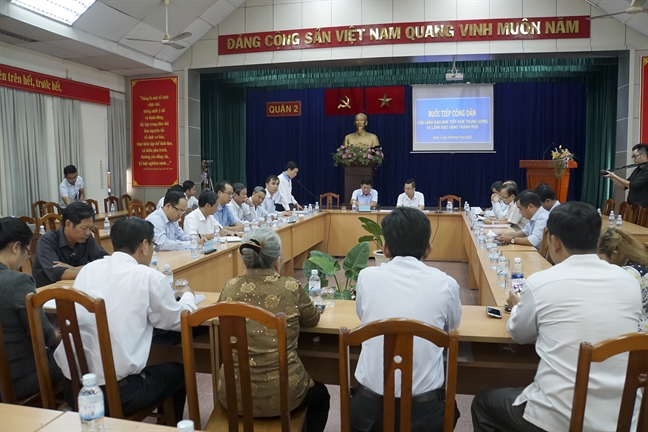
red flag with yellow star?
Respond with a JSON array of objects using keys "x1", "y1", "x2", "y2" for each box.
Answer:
[
  {"x1": 324, "y1": 88, "x2": 364, "y2": 116},
  {"x1": 365, "y1": 86, "x2": 405, "y2": 115}
]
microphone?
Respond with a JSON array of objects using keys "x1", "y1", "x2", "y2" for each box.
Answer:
[
  {"x1": 600, "y1": 164, "x2": 637, "y2": 176},
  {"x1": 541, "y1": 143, "x2": 555, "y2": 160},
  {"x1": 296, "y1": 180, "x2": 320, "y2": 208}
]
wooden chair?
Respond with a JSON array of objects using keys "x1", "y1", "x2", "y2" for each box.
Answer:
[
  {"x1": 0, "y1": 320, "x2": 41, "y2": 406},
  {"x1": 181, "y1": 301, "x2": 306, "y2": 431},
  {"x1": 127, "y1": 201, "x2": 146, "y2": 218},
  {"x1": 25, "y1": 288, "x2": 175, "y2": 423},
  {"x1": 339, "y1": 319, "x2": 459, "y2": 432},
  {"x1": 637, "y1": 207, "x2": 648, "y2": 227},
  {"x1": 178, "y1": 212, "x2": 186, "y2": 230},
  {"x1": 104, "y1": 196, "x2": 121, "y2": 213},
  {"x1": 42, "y1": 202, "x2": 62, "y2": 215},
  {"x1": 629, "y1": 204, "x2": 641, "y2": 224},
  {"x1": 439, "y1": 195, "x2": 461, "y2": 211},
  {"x1": 31, "y1": 200, "x2": 47, "y2": 220},
  {"x1": 319, "y1": 192, "x2": 340, "y2": 210},
  {"x1": 18, "y1": 216, "x2": 38, "y2": 233},
  {"x1": 91, "y1": 226, "x2": 102, "y2": 244},
  {"x1": 38, "y1": 213, "x2": 61, "y2": 232},
  {"x1": 120, "y1": 194, "x2": 132, "y2": 211},
  {"x1": 620, "y1": 202, "x2": 635, "y2": 223},
  {"x1": 569, "y1": 332, "x2": 648, "y2": 432},
  {"x1": 602, "y1": 199, "x2": 615, "y2": 216},
  {"x1": 85, "y1": 199, "x2": 100, "y2": 215},
  {"x1": 145, "y1": 201, "x2": 156, "y2": 216},
  {"x1": 619, "y1": 202, "x2": 630, "y2": 219}
]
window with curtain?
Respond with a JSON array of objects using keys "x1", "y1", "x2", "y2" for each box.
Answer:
[{"x1": 107, "y1": 91, "x2": 127, "y2": 198}]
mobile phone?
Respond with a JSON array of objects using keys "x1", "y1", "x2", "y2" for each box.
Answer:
[
  {"x1": 317, "y1": 304, "x2": 326, "y2": 313},
  {"x1": 486, "y1": 306, "x2": 502, "y2": 319}
]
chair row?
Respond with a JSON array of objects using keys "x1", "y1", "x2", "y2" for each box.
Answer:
[
  {"x1": 30, "y1": 195, "x2": 157, "y2": 220},
  {"x1": 7, "y1": 287, "x2": 645, "y2": 432},
  {"x1": 26, "y1": 199, "x2": 157, "y2": 228},
  {"x1": 602, "y1": 199, "x2": 648, "y2": 227},
  {"x1": 318, "y1": 192, "x2": 462, "y2": 210}
]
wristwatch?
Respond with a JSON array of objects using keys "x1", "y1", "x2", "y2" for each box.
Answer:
[{"x1": 511, "y1": 238, "x2": 516, "y2": 244}]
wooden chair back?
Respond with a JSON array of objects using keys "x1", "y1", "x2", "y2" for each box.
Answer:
[
  {"x1": 127, "y1": 201, "x2": 146, "y2": 218},
  {"x1": 181, "y1": 301, "x2": 300, "y2": 432},
  {"x1": 620, "y1": 203, "x2": 635, "y2": 223},
  {"x1": 569, "y1": 332, "x2": 648, "y2": 432},
  {"x1": 18, "y1": 216, "x2": 37, "y2": 233},
  {"x1": 636, "y1": 207, "x2": 648, "y2": 227},
  {"x1": 43, "y1": 202, "x2": 62, "y2": 216},
  {"x1": 629, "y1": 204, "x2": 641, "y2": 224},
  {"x1": 145, "y1": 201, "x2": 156, "y2": 216},
  {"x1": 38, "y1": 213, "x2": 61, "y2": 232},
  {"x1": 103, "y1": 196, "x2": 121, "y2": 213},
  {"x1": 439, "y1": 195, "x2": 462, "y2": 211},
  {"x1": 120, "y1": 194, "x2": 132, "y2": 211},
  {"x1": 539, "y1": 227, "x2": 551, "y2": 262},
  {"x1": 31, "y1": 201, "x2": 47, "y2": 220},
  {"x1": 0, "y1": 320, "x2": 40, "y2": 405},
  {"x1": 339, "y1": 319, "x2": 459, "y2": 432},
  {"x1": 619, "y1": 202, "x2": 630, "y2": 218},
  {"x1": 91, "y1": 226, "x2": 101, "y2": 244},
  {"x1": 85, "y1": 199, "x2": 100, "y2": 215},
  {"x1": 602, "y1": 199, "x2": 615, "y2": 216},
  {"x1": 319, "y1": 192, "x2": 340, "y2": 209}
]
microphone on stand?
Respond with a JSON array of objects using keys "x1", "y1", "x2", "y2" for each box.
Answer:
[
  {"x1": 600, "y1": 164, "x2": 637, "y2": 176},
  {"x1": 541, "y1": 143, "x2": 555, "y2": 160},
  {"x1": 296, "y1": 180, "x2": 321, "y2": 210}
]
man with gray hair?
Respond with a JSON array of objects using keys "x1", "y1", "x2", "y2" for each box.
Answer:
[
  {"x1": 249, "y1": 186, "x2": 268, "y2": 220},
  {"x1": 227, "y1": 182, "x2": 254, "y2": 223}
]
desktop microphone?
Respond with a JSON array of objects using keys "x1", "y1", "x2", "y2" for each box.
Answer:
[
  {"x1": 600, "y1": 164, "x2": 637, "y2": 176},
  {"x1": 296, "y1": 180, "x2": 321, "y2": 208}
]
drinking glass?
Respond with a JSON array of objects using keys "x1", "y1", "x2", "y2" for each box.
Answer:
[
  {"x1": 341, "y1": 206, "x2": 347, "y2": 212},
  {"x1": 321, "y1": 286, "x2": 335, "y2": 307}
]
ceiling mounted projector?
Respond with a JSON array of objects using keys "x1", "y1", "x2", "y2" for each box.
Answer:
[{"x1": 446, "y1": 72, "x2": 464, "y2": 81}]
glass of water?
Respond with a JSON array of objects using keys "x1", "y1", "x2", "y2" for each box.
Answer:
[
  {"x1": 321, "y1": 286, "x2": 335, "y2": 307},
  {"x1": 489, "y1": 248, "x2": 501, "y2": 270},
  {"x1": 477, "y1": 235, "x2": 487, "y2": 249}
]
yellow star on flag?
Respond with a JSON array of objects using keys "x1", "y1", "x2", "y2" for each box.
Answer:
[{"x1": 378, "y1": 94, "x2": 392, "y2": 108}]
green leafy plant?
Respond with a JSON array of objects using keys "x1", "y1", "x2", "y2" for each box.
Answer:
[
  {"x1": 358, "y1": 217, "x2": 384, "y2": 250},
  {"x1": 303, "y1": 242, "x2": 370, "y2": 300}
]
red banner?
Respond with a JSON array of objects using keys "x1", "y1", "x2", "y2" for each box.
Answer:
[
  {"x1": 219, "y1": 16, "x2": 590, "y2": 55},
  {"x1": 324, "y1": 88, "x2": 364, "y2": 116},
  {"x1": 641, "y1": 57, "x2": 648, "y2": 144},
  {"x1": 365, "y1": 86, "x2": 405, "y2": 115},
  {"x1": 266, "y1": 101, "x2": 301, "y2": 117},
  {"x1": 0, "y1": 64, "x2": 109, "y2": 104},
  {"x1": 131, "y1": 77, "x2": 179, "y2": 187}
]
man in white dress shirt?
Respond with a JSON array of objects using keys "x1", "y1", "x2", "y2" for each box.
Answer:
[
  {"x1": 351, "y1": 177, "x2": 378, "y2": 207},
  {"x1": 54, "y1": 217, "x2": 197, "y2": 422},
  {"x1": 59, "y1": 165, "x2": 85, "y2": 209},
  {"x1": 261, "y1": 175, "x2": 280, "y2": 215},
  {"x1": 352, "y1": 207, "x2": 462, "y2": 430},
  {"x1": 497, "y1": 190, "x2": 548, "y2": 250},
  {"x1": 182, "y1": 180, "x2": 199, "y2": 210},
  {"x1": 276, "y1": 161, "x2": 303, "y2": 211},
  {"x1": 249, "y1": 186, "x2": 268, "y2": 220},
  {"x1": 227, "y1": 183, "x2": 254, "y2": 223},
  {"x1": 396, "y1": 179, "x2": 425, "y2": 209},
  {"x1": 485, "y1": 181, "x2": 507, "y2": 218},
  {"x1": 472, "y1": 202, "x2": 642, "y2": 431},
  {"x1": 534, "y1": 184, "x2": 561, "y2": 213},
  {"x1": 146, "y1": 190, "x2": 200, "y2": 250},
  {"x1": 483, "y1": 183, "x2": 527, "y2": 229},
  {"x1": 183, "y1": 190, "x2": 223, "y2": 239}
]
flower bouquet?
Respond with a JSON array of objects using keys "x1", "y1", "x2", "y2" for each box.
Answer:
[
  {"x1": 333, "y1": 144, "x2": 384, "y2": 167},
  {"x1": 551, "y1": 146, "x2": 574, "y2": 178}
]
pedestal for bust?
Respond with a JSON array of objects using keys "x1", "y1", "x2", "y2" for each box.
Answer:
[{"x1": 343, "y1": 163, "x2": 376, "y2": 204}]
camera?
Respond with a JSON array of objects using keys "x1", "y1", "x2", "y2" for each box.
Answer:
[{"x1": 600, "y1": 169, "x2": 609, "y2": 177}]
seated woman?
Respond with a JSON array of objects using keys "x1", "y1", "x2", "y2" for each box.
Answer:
[
  {"x1": 598, "y1": 227, "x2": 648, "y2": 331},
  {"x1": 217, "y1": 229, "x2": 330, "y2": 431},
  {"x1": 0, "y1": 217, "x2": 62, "y2": 401}
]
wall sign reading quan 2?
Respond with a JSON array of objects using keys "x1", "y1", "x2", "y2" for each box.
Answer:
[{"x1": 219, "y1": 16, "x2": 590, "y2": 55}]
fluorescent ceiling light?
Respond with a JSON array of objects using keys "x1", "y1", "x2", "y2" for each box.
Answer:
[{"x1": 11, "y1": 0, "x2": 96, "y2": 25}]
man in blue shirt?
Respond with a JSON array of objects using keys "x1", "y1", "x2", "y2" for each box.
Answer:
[
  {"x1": 351, "y1": 177, "x2": 378, "y2": 207},
  {"x1": 146, "y1": 190, "x2": 201, "y2": 251},
  {"x1": 213, "y1": 181, "x2": 244, "y2": 232}
]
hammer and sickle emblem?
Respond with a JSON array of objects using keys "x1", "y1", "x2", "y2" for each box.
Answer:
[{"x1": 337, "y1": 95, "x2": 351, "y2": 109}]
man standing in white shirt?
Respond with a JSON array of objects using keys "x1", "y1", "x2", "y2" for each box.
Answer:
[
  {"x1": 497, "y1": 190, "x2": 548, "y2": 250},
  {"x1": 472, "y1": 202, "x2": 642, "y2": 432},
  {"x1": 227, "y1": 183, "x2": 254, "y2": 223},
  {"x1": 54, "y1": 217, "x2": 197, "y2": 423},
  {"x1": 59, "y1": 165, "x2": 85, "y2": 209},
  {"x1": 351, "y1": 177, "x2": 378, "y2": 207},
  {"x1": 183, "y1": 190, "x2": 223, "y2": 239},
  {"x1": 146, "y1": 190, "x2": 199, "y2": 250},
  {"x1": 534, "y1": 184, "x2": 561, "y2": 213},
  {"x1": 352, "y1": 207, "x2": 462, "y2": 430},
  {"x1": 396, "y1": 179, "x2": 425, "y2": 209},
  {"x1": 276, "y1": 161, "x2": 303, "y2": 211},
  {"x1": 182, "y1": 180, "x2": 199, "y2": 210}
]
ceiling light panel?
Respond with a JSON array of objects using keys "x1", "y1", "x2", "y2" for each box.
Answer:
[{"x1": 11, "y1": 0, "x2": 96, "y2": 25}]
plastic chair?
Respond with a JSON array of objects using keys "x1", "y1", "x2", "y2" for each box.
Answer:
[
  {"x1": 602, "y1": 199, "x2": 615, "y2": 216},
  {"x1": 181, "y1": 301, "x2": 307, "y2": 431},
  {"x1": 339, "y1": 318, "x2": 459, "y2": 432},
  {"x1": 439, "y1": 195, "x2": 461, "y2": 211},
  {"x1": 85, "y1": 199, "x2": 100, "y2": 215},
  {"x1": 127, "y1": 201, "x2": 146, "y2": 218},
  {"x1": 319, "y1": 192, "x2": 340, "y2": 209},
  {"x1": 569, "y1": 332, "x2": 648, "y2": 432},
  {"x1": 103, "y1": 196, "x2": 121, "y2": 213}
]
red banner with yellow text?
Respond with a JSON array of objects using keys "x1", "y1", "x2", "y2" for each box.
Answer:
[
  {"x1": 641, "y1": 57, "x2": 648, "y2": 144},
  {"x1": 131, "y1": 77, "x2": 179, "y2": 187},
  {"x1": 0, "y1": 64, "x2": 109, "y2": 104},
  {"x1": 365, "y1": 86, "x2": 405, "y2": 115},
  {"x1": 324, "y1": 88, "x2": 364, "y2": 116}
]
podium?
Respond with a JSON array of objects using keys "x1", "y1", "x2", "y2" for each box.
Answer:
[
  {"x1": 344, "y1": 163, "x2": 375, "y2": 204},
  {"x1": 519, "y1": 160, "x2": 577, "y2": 203}
]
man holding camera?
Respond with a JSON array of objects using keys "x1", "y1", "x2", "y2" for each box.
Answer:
[{"x1": 605, "y1": 143, "x2": 648, "y2": 207}]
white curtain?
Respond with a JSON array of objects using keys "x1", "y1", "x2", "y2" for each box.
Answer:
[
  {"x1": 0, "y1": 87, "x2": 51, "y2": 217},
  {"x1": 107, "y1": 91, "x2": 127, "y2": 197},
  {"x1": 52, "y1": 97, "x2": 85, "y2": 181}
]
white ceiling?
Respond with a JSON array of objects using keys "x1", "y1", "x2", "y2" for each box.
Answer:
[{"x1": 0, "y1": 0, "x2": 646, "y2": 77}]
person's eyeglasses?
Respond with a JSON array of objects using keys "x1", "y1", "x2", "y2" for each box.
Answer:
[
  {"x1": 151, "y1": 241, "x2": 160, "y2": 253},
  {"x1": 631, "y1": 153, "x2": 645, "y2": 159},
  {"x1": 21, "y1": 243, "x2": 33, "y2": 257},
  {"x1": 172, "y1": 205, "x2": 187, "y2": 215}
]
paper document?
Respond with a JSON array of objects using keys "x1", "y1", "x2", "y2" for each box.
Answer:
[
  {"x1": 378, "y1": 209, "x2": 393, "y2": 213},
  {"x1": 471, "y1": 207, "x2": 483, "y2": 213},
  {"x1": 486, "y1": 224, "x2": 511, "y2": 229},
  {"x1": 195, "y1": 294, "x2": 206, "y2": 304},
  {"x1": 224, "y1": 236, "x2": 242, "y2": 242}
]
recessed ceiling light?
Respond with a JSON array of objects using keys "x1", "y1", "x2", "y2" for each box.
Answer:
[{"x1": 11, "y1": 0, "x2": 96, "y2": 25}]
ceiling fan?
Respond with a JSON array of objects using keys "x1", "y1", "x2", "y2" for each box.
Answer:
[
  {"x1": 587, "y1": 0, "x2": 647, "y2": 20},
  {"x1": 125, "y1": 0, "x2": 192, "y2": 50}
]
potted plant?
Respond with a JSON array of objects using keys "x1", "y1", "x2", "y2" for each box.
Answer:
[
  {"x1": 303, "y1": 242, "x2": 370, "y2": 300},
  {"x1": 357, "y1": 217, "x2": 390, "y2": 266},
  {"x1": 333, "y1": 144, "x2": 384, "y2": 167}
]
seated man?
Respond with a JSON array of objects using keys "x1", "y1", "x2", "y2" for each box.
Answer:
[
  {"x1": 351, "y1": 177, "x2": 378, "y2": 208},
  {"x1": 497, "y1": 190, "x2": 548, "y2": 250},
  {"x1": 396, "y1": 179, "x2": 424, "y2": 209},
  {"x1": 353, "y1": 207, "x2": 462, "y2": 430},
  {"x1": 32, "y1": 202, "x2": 108, "y2": 287},
  {"x1": 485, "y1": 181, "x2": 507, "y2": 218},
  {"x1": 250, "y1": 186, "x2": 268, "y2": 220},
  {"x1": 59, "y1": 164, "x2": 85, "y2": 209},
  {"x1": 227, "y1": 183, "x2": 254, "y2": 223},
  {"x1": 54, "y1": 217, "x2": 197, "y2": 422},
  {"x1": 483, "y1": 183, "x2": 528, "y2": 229},
  {"x1": 472, "y1": 202, "x2": 643, "y2": 431},
  {"x1": 183, "y1": 190, "x2": 225, "y2": 239},
  {"x1": 534, "y1": 184, "x2": 560, "y2": 213},
  {"x1": 213, "y1": 181, "x2": 244, "y2": 232},
  {"x1": 156, "y1": 185, "x2": 184, "y2": 210},
  {"x1": 183, "y1": 180, "x2": 199, "y2": 210},
  {"x1": 261, "y1": 175, "x2": 279, "y2": 215},
  {"x1": 146, "y1": 190, "x2": 199, "y2": 251},
  {"x1": 276, "y1": 161, "x2": 303, "y2": 211}
]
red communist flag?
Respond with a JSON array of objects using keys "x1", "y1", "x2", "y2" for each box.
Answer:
[
  {"x1": 365, "y1": 86, "x2": 405, "y2": 115},
  {"x1": 324, "y1": 88, "x2": 364, "y2": 116}
]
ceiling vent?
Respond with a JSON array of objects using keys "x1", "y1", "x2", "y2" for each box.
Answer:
[{"x1": 0, "y1": 29, "x2": 37, "y2": 43}]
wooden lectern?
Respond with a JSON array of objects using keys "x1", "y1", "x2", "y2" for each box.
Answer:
[
  {"x1": 519, "y1": 160, "x2": 578, "y2": 203},
  {"x1": 344, "y1": 163, "x2": 375, "y2": 204}
]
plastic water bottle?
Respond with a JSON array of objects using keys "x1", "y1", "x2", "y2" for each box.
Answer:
[
  {"x1": 251, "y1": 220, "x2": 259, "y2": 230},
  {"x1": 109, "y1": 203, "x2": 115, "y2": 216},
  {"x1": 244, "y1": 221, "x2": 250, "y2": 233},
  {"x1": 446, "y1": 200, "x2": 453, "y2": 213},
  {"x1": 314, "y1": 202, "x2": 320, "y2": 212},
  {"x1": 496, "y1": 257, "x2": 509, "y2": 289},
  {"x1": 214, "y1": 227, "x2": 221, "y2": 251},
  {"x1": 78, "y1": 373, "x2": 105, "y2": 432},
  {"x1": 190, "y1": 235, "x2": 198, "y2": 259},
  {"x1": 616, "y1": 215, "x2": 623, "y2": 227},
  {"x1": 464, "y1": 202, "x2": 470, "y2": 213},
  {"x1": 597, "y1": 208, "x2": 602, "y2": 216},
  {"x1": 352, "y1": 202, "x2": 357, "y2": 212},
  {"x1": 39, "y1": 225, "x2": 46, "y2": 235},
  {"x1": 608, "y1": 211, "x2": 615, "y2": 228},
  {"x1": 308, "y1": 270, "x2": 321, "y2": 306},
  {"x1": 510, "y1": 257, "x2": 525, "y2": 294},
  {"x1": 177, "y1": 420, "x2": 195, "y2": 432},
  {"x1": 103, "y1": 217, "x2": 110, "y2": 235},
  {"x1": 162, "y1": 264, "x2": 174, "y2": 292},
  {"x1": 150, "y1": 250, "x2": 158, "y2": 270}
]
